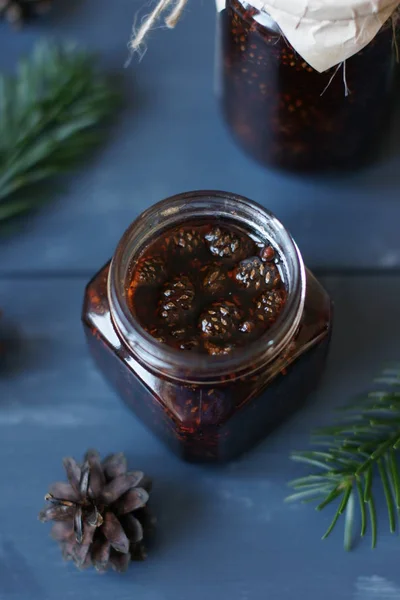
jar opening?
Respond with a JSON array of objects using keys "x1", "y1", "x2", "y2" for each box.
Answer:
[{"x1": 108, "y1": 191, "x2": 306, "y2": 383}]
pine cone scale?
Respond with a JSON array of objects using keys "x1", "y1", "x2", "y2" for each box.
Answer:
[
  {"x1": 92, "y1": 538, "x2": 111, "y2": 572},
  {"x1": 62, "y1": 540, "x2": 76, "y2": 562},
  {"x1": 122, "y1": 514, "x2": 144, "y2": 543},
  {"x1": 49, "y1": 482, "x2": 80, "y2": 502},
  {"x1": 79, "y1": 462, "x2": 90, "y2": 497},
  {"x1": 73, "y1": 528, "x2": 94, "y2": 567},
  {"x1": 62, "y1": 457, "x2": 82, "y2": 494},
  {"x1": 39, "y1": 504, "x2": 74, "y2": 522},
  {"x1": 74, "y1": 505, "x2": 84, "y2": 543},
  {"x1": 113, "y1": 488, "x2": 149, "y2": 516},
  {"x1": 84, "y1": 449, "x2": 105, "y2": 498},
  {"x1": 103, "y1": 511, "x2": 130, "y2": 554},
  {"x1": 51, "y1": 521, "x2": 74, "y2": 541},
  {"x1": 102, "y1": 452, "x2": 128, "y2": 479},
  {"x1": 100, "y1": 470, "x2": 144, "y2": 504},
  {"x1": 110, "y1": 552, "x2": 130, "y2": 573}
]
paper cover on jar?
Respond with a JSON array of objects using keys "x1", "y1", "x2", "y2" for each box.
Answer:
[{"x1": 216, "y1": 0, "x2": 399, "y2": 72}]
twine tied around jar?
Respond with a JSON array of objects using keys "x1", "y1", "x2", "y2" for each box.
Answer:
[{"x1": 130, "y1": 0, "x2": 188, "y2": 53}]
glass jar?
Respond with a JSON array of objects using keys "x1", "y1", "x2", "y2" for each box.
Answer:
[
  {"x1": 82, "y1": 191, "x2": 332, "y2": 462},
  {"x1": 217, "y1": 0, "x2": 397, "y2": 172}
]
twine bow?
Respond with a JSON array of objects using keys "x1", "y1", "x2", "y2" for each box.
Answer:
[{"x1": 130, "y1": 0, "x2": 189, "y2": 52}]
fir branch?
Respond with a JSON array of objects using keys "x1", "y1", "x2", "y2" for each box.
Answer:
[
  {"x1": 286, "y1": 367, "x2": 400, "y2": 550},
  {"x1": 0, "y1": 40, "x2": 119, "y2": 223}
]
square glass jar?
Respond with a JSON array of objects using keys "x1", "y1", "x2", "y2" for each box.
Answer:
[{"x1": 82, "y1": 191, "x2": 332, "y2": 462}]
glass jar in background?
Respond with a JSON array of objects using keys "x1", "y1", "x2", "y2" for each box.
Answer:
[
  {"x1": 217, "y1": 0, "x2": 398, "y2": 173},
  {"x1": 83, "y1": 191, "x2": 332, "y2": 462}
]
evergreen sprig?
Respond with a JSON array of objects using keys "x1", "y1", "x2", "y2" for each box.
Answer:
[
  {"x1": 0, "y1": 40, "x2": 119, "y2": 223},
  {"x1": 286, "y1": 368, "x2": 400, "y2": 550}
]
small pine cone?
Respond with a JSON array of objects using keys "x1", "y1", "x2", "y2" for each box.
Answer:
[
  {"x1": 205, "y1": 227, "x2": 254, "y2": 260},
  {"x1": 201, "y1": 264, "x2": 227, "y2": 294},
  {"x1": 131, "y1": 256, "x2": 166, "y2": 287},
  {"x1": 234, "y1": 257, "x2": 280, "y2": 291},
  {"x1": 39, "y1": 450, "x2": 154, "y2": 573},
  {"x1": 172, "y1": 228, "x2": 203, "y2": 254},
  {"x1": 199, "y1": 300, "x2": 241, "y2": 340},
  {"x1": 160, "y1": 276, "x2": 195, "y2": 325},
  {"x1": 254, "y1": 289, "x2": 287, "y2": 324}
]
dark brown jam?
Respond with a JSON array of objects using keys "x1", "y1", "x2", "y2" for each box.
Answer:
[
  {"x1": 82, "y1": 192, "x2": 333, "y2": 463},
  {"x1": 127, "y1": 222, "x2": 287, "y2": 356},
  {"x1": 220, "y1": 0, "x2": 396, "y2": 172}
]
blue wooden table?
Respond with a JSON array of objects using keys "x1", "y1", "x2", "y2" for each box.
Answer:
[{"x1": 1, "y1": 2, "x2": 400, "y2": 599}]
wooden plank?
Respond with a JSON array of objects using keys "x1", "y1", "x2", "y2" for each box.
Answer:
[
  {"x1": 0, "y1": 275, "x2": 399, "y2": 599},
  {"x1": 1, "y1": 2, "x2": 400, "y2": 272}
]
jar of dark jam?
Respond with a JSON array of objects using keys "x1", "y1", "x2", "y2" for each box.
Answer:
[
  {"x1": 82, "y1": 191, "x2": 332, "y2": 462},
  {"x1": 218, "y1": 0, "x2": 397, "y2": 172}
]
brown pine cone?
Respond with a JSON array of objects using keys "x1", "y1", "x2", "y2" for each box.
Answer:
[
  {"x1": 39, "y1": 450, "x2": 154, "y2": 573},
  {"x1": 205, "y1": 227, "x2": 254, "y2": 260},
  {"x1": 0, "y1": 0, "x2": 53, "y2": 27},
  {"x1": 172, "y1": 228, "x2": 204, "y2": 254},
  {"x1": 159, "y1": 275, "x2": 195, "y2": 325},
  {"x1": 131, "y1": 256, "x2": 167, "y2": 287},
  {"x1": 199, "y1": 300, "x2": 241, "y2": 340},
  {"x1": 234, "y1": 257, "x2": 280, "y2": 291},
  {"x1": 254, "y1": 289, "x2": 287, "y2": 324},
  {"x1": 201, "y1": 264, "x2": 227, "y2": 294}
]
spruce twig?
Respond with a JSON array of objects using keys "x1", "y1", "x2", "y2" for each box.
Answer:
[
  {"x1": 0, "y1": 40, "x2": 119, "y2": 224},
  {"x1": 286, "y1": 368, "x2": 400, "y2": 550}
]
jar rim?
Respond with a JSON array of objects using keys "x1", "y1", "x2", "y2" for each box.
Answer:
[{"x1": 108, "y1": 190, "x2": 306, "y2": 384}]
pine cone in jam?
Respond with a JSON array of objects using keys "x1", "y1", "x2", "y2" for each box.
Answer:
[
  {"x1": 199, "y1": 300, "x2": 242, "y2": 340},
  {"x1": 160, "y1": 275, "x2": 195, "y2": 325},
  {"x1": 39, "y1": 450, "x2": 153, "y2": 573},
  {"x1": 205, "y1": 226, "x2": 253, "y2": 260},
  {"x1": 254, "y1": 289, "x2": 287, "y2": 324},
  {"x1": 201, "y1": 264, "x2": 228, "y2": 294},
  {"x1": 234, "y1": 257, "x2": 280, "y2": 291},
  {"x1": 172, "y1": 227, "x2": 204, "y2": 254},
  {"x1": 131, "y1": 256, "x2": 167, "y2": 287}
]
